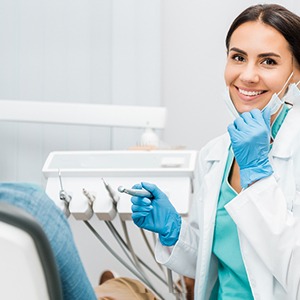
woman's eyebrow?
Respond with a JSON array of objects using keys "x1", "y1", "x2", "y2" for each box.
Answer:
[
  {"x1": 229, "y1": 47, "x2": 281, "y2": 58},
  {"x1": 229, "y1": 47, "x2": 247, "y2": 55},
  {"x1": 257, "y1": 52, "x2": 281, "y2": 58}
]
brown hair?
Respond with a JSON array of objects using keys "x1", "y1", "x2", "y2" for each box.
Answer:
[{"x1": 225, "y1": 4, "x2": 300, "y2": 66}]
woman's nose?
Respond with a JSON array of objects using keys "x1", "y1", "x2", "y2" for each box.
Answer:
[{"x1": 239, "y1": 64, "x2": 259, "y2": 84}]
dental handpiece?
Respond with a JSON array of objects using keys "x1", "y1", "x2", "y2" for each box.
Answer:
[
  {"x1": 82, "y1": 188, "x2": 95, "y2": 206},
  {"x1": 59, "y1": 190, "x2": 72, "y2": 203},
  {"x1": 102, "y1": 178, "x2": 120, "y2": 205},
  {"x1": 118, "y1": 186, "x2": 153, "y2": 198},
  {"x1": 58, "y1": 169, "x2": 72, "y2": 203}
]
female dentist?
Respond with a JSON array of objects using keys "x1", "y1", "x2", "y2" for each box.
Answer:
[{"x1": 131, "y1": 4, "x2": 300, "y2": 299}]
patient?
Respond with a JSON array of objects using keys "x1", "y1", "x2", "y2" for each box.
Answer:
[{"x1": 0, "y1": 183, "x2": 190, "y2": 300}]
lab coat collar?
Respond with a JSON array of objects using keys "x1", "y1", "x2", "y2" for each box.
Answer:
[{"x1": 204, "y1": 133, "x2": 231, "y2": 162}]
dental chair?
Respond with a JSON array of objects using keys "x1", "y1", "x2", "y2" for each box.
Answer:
[{"x1": 0, "y1": 202, "x2": 63, "y2": 300}]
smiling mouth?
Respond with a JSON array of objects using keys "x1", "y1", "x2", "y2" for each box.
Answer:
[{"x1": 238, "y1": 87, "x2": 266, "y2": 97}]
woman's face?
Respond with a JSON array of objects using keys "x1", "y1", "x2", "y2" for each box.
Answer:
[{"x1": 224, "y1": 21, "x2": 295, "y2": 114}]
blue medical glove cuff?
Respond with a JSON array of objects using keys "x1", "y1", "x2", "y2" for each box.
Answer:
[
  {"x1": 159, "y1": 213, "x2": 182, "y2": 246},
  {"x1": 240, "y1": 159, "x2": 273, "y2": 189}
]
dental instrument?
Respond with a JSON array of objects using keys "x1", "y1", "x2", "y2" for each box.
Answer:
[
  {"x1": 118, "y1": 186, "x2": 153, "y2": 198},
  {"x1": 69, "y1": 187, "x2": 94, "y2": 221},
  {"x1": 57, "y1": 170, "x2": 71, "y2": 217},
  {"x1": 58, "y1": 170, "x2": 72, "y2": 204},
  {"x1": 102, "y1": 178, "x2": 120, "y2": 206},
  {"x1": 82, "y1": 188, "x2": 95, "y2": 206}
]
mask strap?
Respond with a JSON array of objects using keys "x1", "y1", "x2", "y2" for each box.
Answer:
[
  {"x1": 278, "y1": 71, "x2": 294, "y2": 95},
  {"x1": 296, "y1": 80, "x2": 300, "y2": 87}
]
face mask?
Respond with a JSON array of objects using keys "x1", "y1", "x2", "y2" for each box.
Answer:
[
  {"x1": 262, "y1": 72, "x2": 294, "y2": 115},
  {"x1": 223, "y1": 87, "x2": 240, "y2": 119},
  {"x1": 224, "y1": 72, "x2": 294, "y2": 119},
  {"x1": 283, "y1": 80, "x2": 300, "y2": 105}
]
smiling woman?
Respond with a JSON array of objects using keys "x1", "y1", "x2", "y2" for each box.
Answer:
[
  {"x1": 225, "y1": 21, "x2": 297, "y2": 119},
  {"x1": 224, "y1": 4, "x2": 300, "y2": 120},
  {"x1": 129, "y1": 4, "x2": 300, "y2": 300}
]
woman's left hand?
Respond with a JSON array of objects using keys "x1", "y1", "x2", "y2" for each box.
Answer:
[{"x1": 227, "y1": 107, "x2": 273, "y2": 188}]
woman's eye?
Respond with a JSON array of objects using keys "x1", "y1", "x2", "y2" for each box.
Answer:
[
  {"x1": 232, "y1": 54, "x2": 245, "y2": 62},
  {"x1": 262, "y1": 58, "x2": 277, "y2": 65}
]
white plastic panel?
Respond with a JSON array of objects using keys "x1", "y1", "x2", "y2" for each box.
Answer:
[
  {"x1": 43, "y1": 150, "x2": 197, "y2": 221},
  {"x1": 43, "y1": 150, "x2": 197, "y2": 177}
]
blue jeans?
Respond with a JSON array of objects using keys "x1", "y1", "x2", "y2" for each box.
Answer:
[{"x1": 0, "y1": 183, "x2": 97, "y2": 300}]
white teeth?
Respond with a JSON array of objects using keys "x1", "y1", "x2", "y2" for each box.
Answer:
[{"x1": 239, "y1": 88, "x2": 263, "y2": 96}]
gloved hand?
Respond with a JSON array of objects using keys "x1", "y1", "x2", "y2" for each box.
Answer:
[
  {"x1": 227, "y1": 107, "x2": 273, "y2": 189},
  {"x1": 131, "y1": 182, "x2": 181, "y2": 246}
]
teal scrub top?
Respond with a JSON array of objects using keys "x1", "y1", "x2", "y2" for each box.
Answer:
[{"x1": 212, "y1": 105, "x2": 290, "y2": 299}]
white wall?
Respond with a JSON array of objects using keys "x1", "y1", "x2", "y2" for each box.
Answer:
[{"x1": 0, "y1": 0, "x2": 161, "y2": 184}]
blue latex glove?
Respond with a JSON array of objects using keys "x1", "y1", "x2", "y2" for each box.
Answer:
[
  {"x1": 131, "y1": 182, "x2": 181, "y2": 246},
  {"x1": 227, "y1": 107, "x2": 273, "y2": 189}
]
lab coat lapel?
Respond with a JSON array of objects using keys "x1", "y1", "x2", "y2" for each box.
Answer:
[
  {"x1": 203, "y1": 135, "x2": 229, "y2": 229},
  {"x1": 270, "y1": 106, "x2": 299, "y2": 210},
  {"x1": 195, "y1": 135, "x2": 230, "y2": 299},
  {"x1": 271, "y1": 118, "x2": 293, "y2": 159},
  {"x1": 271, "y1": 104, "x2": 300, "y2": 158}
]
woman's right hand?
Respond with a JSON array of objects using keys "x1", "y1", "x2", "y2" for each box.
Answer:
[{"x1": 131, "y1": 182, "x2": 181, "y2": 246}]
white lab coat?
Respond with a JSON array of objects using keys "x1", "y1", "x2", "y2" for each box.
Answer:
[{"x1": 155, "y1": 105, "x2": 300, "y2": 300}]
